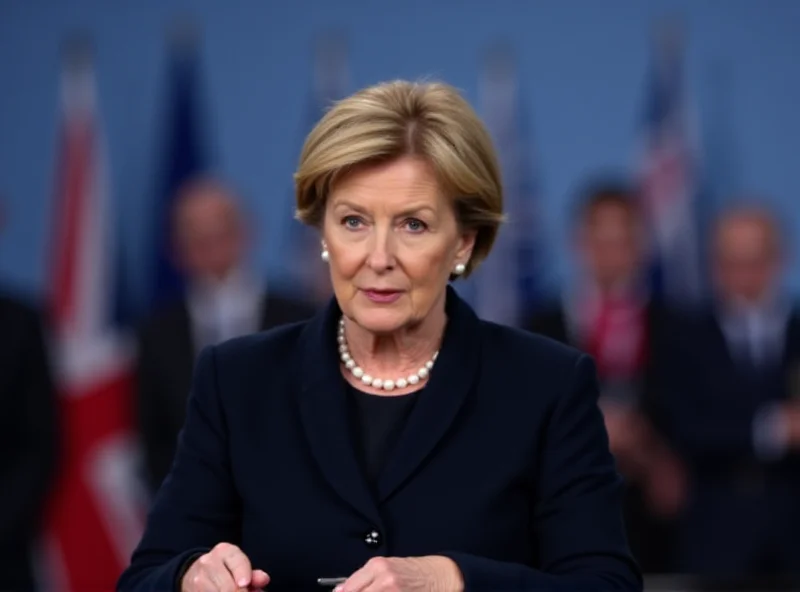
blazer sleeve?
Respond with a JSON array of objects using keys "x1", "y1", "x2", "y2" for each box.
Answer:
[
  {"x1": 442, "y1": 355, "x2": 642, "y2": 591},
  {"x1": 117, "y1": 346, "x2": 241, "y2": 592}
]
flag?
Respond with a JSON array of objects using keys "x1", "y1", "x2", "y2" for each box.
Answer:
[
  {"x1": 637, "y1": 22, "x2": 703, "y2": 303},
  {"x1": 287, "y1": 32, "x2": 348, "y2": 304},
  {"x1": 472, "y1": 45, "x2": 547, "y2": 326},
  {"x1": 149, "y1": 27, "x2": 209, "y2": 311},
  {"x1": 41, "y1": 37, "x2": 146, "y2": 592}
]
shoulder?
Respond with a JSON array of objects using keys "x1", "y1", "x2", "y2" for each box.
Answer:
[
  {"x1": 652, "y1": 305, "x2": 717, "y2": 360},
  {"x1": 474, "y1": 321, "x2": 600, "y2": 442},
  {"x1": 261, "y1": 292, "x2": 319, "y2": 326},
  {"x1": 479, "y1": 319, "x2": 591, "y2": 391},
  {"x1": 646, "y1": 297, "x2": 695, "y2": 324},
  {"x1": 205, "y1": 318, "x2": 309, "y2": 377},
  {"x1": 263, "y1": 292, "x2": 317, "y2": 314},
  {"x1": 138, "y1": 299, "x2": 188, "y2": 336},
  {"x1": 0, "y1": 288, "x2": 46, "y2": 329},
  {"x1": 668, "y1": 304, "x2": 714, "y2": 335},
  {"x1": 482, "y1": 318, "x2": 582, "y2": 359}
]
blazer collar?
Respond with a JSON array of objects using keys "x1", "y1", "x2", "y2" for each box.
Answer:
[{"x1": 294, "y1": 286, "x2": 482, "y2": 521}]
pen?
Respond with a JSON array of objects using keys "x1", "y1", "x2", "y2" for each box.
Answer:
[{"x1": 317, "y1": 576, "x2": 347, "y2": 587}]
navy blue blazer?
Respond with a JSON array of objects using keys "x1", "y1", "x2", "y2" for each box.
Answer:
[
  {"x1": 659, "y1": 307, "x2": 800, "y2": 573},
  {"x1": 118, "y1": 288, "x2": 641, "y2": 591}
]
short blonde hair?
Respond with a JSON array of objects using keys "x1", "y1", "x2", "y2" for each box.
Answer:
[{"x1": 294, "y1": 80, "x2": 504, "y2": 277}]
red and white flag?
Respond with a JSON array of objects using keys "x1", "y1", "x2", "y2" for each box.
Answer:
[
  {"x1": 41, "y1": 44, "x2": 146, "y2": 591},
  {"x1": 637, "y1": 22, "x2": 703, "y2": 303}
]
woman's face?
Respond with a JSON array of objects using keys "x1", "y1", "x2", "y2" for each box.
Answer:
[{"x1": 322, "y1": 156, "x2": 475, "y2": 335}]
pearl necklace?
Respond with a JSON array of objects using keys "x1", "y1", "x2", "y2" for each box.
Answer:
[{"x1": 337, "y1": 317, "x2": 438, "y2": 391}]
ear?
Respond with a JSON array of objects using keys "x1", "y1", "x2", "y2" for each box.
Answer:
[{"x1": 455, "y1": 229, "x2": 477, "y2": 264}]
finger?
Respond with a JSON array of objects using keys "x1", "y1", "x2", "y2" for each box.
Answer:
[
  {"x1": 337, "y1": 565, "x2": 376, "y2": 592},
  {"x1": 361, "y1": 575, "x2": 399, "y2": 592},
  {"x1": 346, "y1": 576, "x2": 394, "y2": 592},
  {"x1": 221, "y1": 548, "x2": 253, "y2": 588},
  {"x1": 250, "y1": 569, "x2": 270, "y2": 589},
  {"x1": 201, "y1": 558, "x2": 238, "y2": 592}
]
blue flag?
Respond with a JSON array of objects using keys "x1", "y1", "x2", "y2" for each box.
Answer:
[{"x1": 149, "y1": 34, "x2": 209, "y2": 311}]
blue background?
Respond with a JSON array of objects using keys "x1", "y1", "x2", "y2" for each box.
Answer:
[{"x1": 1, "y1": 0, "x2": 798, "y2": 302}]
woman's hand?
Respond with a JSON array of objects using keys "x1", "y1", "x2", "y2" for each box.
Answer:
[
  {"x1": 335, "y1": 556, "x2": 462, "y2": 592},
  {"x1": 181, "y1": 542, "x2": 270, "y2": 592}
]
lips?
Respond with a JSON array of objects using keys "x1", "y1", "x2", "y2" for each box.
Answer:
[{"x1": 362, "y1": 289, "x2": 403, "y2": 303}]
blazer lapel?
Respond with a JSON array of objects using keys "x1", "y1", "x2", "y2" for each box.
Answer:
[
  {"x1": 708, "y1": 311, "x2": 738, "y2": 370},
  {"x1": 294, "y1": 299, "x2": 382, "y2": 526},
  {"x1": 376, "y1": 287, "x2": 481, "y2": 502}
]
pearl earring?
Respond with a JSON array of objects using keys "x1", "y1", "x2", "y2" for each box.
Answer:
[
  {"x1": 453, "y1": 263, "x2": 466, "y2": 275},
  {"x1": 321, "y1": 249, "x2": 330, "y2": 263}
]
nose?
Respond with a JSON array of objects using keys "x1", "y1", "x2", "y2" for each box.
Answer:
[{"x1": 366, "y1": 226, "x2": 396, "y2": 273}]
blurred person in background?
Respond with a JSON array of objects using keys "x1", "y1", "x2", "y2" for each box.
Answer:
[
  {"x1": 526, "y1": 180, "x2": 685, "y2": 574},
  {"x1": 135, "y1": 176, "x2": 316, "y2": 492},
  {"x1": 0, "y1": 202, "x2": 60, "y2": 591},
  {"x1": 663, "y1": 205, "x2": 800, "y2": 584}
]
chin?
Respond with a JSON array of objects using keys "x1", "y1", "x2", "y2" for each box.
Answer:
[{"x1": 351, "y1": 308, "x2": 410, "y2": 335}]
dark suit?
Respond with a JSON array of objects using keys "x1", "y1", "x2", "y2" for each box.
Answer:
[
  {"x1": 662, "y1": 308, "x2": 800, "y2": 579},
  {"x1": 118, "y1": 288, "x2": 641, "y2": 592},
  {"x1": 135, "y1": 292, "x2": 316, "y2": 491},
  {"x1": 0, "y1": 293, "x2": 59, "y2": 590},
  {"x1": 526, "y1": 300, "x2": 677, "y2": 573}
]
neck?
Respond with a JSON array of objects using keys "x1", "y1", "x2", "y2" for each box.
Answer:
[
  {"x1": 342, "y1": 305, "x2": 446, "y2": 386},
  {"x1": 725, "y1": 290, "x2": 778, "y2": 314},
  {"x1": 193, "y1": 266, "x2": 245, "y2": 291},
  {"x1": 593, "y1": 275, "x2": 637, "y2": 297}
]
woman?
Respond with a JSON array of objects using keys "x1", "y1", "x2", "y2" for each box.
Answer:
[{"x1": 118, "y1": 80, "x2": 642, "y2": 592}]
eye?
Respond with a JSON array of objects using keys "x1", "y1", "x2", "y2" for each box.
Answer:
[
  {"x1": 341, "y1": 215, "x2": 363, "y2": 230},
  {"x1": 404, "y1": 218, "x2": 428, "y2": 233}
]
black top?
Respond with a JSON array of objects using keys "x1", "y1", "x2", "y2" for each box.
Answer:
[{"x1": 346, "y1": 383, "x2": 420, "y2": 487}]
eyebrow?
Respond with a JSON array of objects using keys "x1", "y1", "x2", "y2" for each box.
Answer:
[{"x1": 332, "y1": 200, "x2": 437, "y2": 218}]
